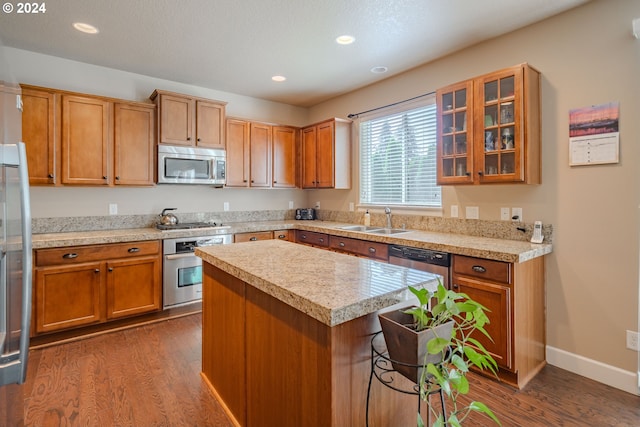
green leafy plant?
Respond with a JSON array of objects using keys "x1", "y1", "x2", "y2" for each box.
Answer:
[{"x1": 404, "y1": 282, "x2": 501, "y2": 427}]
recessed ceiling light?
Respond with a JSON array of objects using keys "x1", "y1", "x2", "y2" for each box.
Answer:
[
  {"x1": 73, "y1": 22, "x2": 99, "y2": 34},
  {"x1": 272, "y1": 75, "x2": 287, "y2": 82},
  {"x1": 336, "y1": 35, "x2": 355, "y2": 45},
  {"x1": 371, "y1": 66, "x2": 388, "y2": 74}
]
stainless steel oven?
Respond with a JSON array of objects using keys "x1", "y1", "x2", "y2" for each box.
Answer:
[{"x1": 163, "y1": 234, "x2": 232, "y2": 308}]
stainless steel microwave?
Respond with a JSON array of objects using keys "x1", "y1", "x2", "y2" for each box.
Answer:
[{"x1": 157, "y1": 145, "x2": 226, "y2": 186}]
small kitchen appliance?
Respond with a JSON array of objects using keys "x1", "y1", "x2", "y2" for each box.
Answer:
[{"x1": 295, "y1": 208, "x2": 316, "y2": 220}]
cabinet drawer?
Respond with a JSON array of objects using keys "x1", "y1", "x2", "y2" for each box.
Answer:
[
  {"x1": 273, "y1": 230, "x2": 292, "y2": 241},
  {"x1": 36, "y1": 240, "x2": 161, "y2": 267},
  {"x1": 234, "y1": 231, "x2": 273, "y2": 243},
  {"x1": 453, "y1": 255, "x2": 511, "y2": 284},
  {"x1": 295, "y1": 230, "x2": 329, "y2": 247},
  {"x1": 328, "y1": 236, "x2": 388, "y2": 261}
]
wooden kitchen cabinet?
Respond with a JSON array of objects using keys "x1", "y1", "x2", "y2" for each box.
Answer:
[
  {"x1": 272, "y1": 125, "x2": 297, "y2": 188},
  {"x1": 114, "y1": 102, "x2": 156, "y2": 185},
  {"x1": 33, "y1": 241, "x2": 162, "y2": 335},
  {"x1": 294, "y1": 230, "x2": 329, "y2": 247},
  {"x1": 328, "y1": 235, "x2": 388, "y2": 261},
  {"x1": 226, "y1": 118, "x2": 297, "y2": 188},
  {"x1": 273, "y1": 229, "x2": 293, "y2": 241},
  {"x1": 301, "y1": 118, "x2": 351, "y2": 189},
  {"x1": 21, "y1": 84, "x2": 156, "y2": 187},
  {"x1": 437, "y1": 63, "x2": 541, "y2": 185},
  {"x1": 151, "y1": 89, "x2": 226, "y2": 149},
  {"x1": 234, "y1": 231, "x2": 274, "y2": 243},
  {"x1": 20, "y1": 86, "x2": 57, "y2": 185},
  {"x1": 452, "y1": 254, "x2": 545, "y2": 389},
  {"x1": 61, "y1": 94, "x2": 111, "y2": 185}
]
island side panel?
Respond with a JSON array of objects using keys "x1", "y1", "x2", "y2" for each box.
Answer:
[
  {"x1": 245, "y1": 284, "x2": 333, "y2": 427},
  {"x1": 202, "y1": 263, "x2": 246, "y2": 427}
]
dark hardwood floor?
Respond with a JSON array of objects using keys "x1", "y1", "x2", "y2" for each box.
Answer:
[{"x1": 23, "y1": 313, "x2": 640, "y2": 427}]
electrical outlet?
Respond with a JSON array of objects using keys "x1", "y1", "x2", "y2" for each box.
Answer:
[
  {"x1": 349, "y1": 202, "x2": 355, "y2": 212},
  {"x1": 511, "y1": 207, "x2": 523, "y2": 222},
  {"x1": 288, "y1": 201, "x2": 294, "y2": 209},
  {"x1": 223, "y1": 202, "x2": 230, "y2": 211},
  {"x1": 500, "y1": 207, "x2": 510, "y2": 221},
  {"x1": 450, "y1": 205, "x2": 459, "y2": 218},
  {"x1": 466, "y1": 206, "x2": 479, "y2": 219},
  {"x1": 108, "y1": 203, "x2": 117, "y2": 215},
  {"x1": 627, "y1": 330, "x2": 639, "y2": 351}
]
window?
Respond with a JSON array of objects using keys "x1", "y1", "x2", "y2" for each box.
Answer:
[{"x1": 359, "y1": 100, "x2": 440, "y2": 208}]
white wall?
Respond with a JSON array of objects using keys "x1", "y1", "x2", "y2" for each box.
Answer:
[{"x1": 309, "y1": 0, "x2": 640, "y2": 393}]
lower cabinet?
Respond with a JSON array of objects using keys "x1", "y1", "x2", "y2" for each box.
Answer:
[
  {"x1": 33, "y1": 241, "x2": 161, "y2": 335},
  {"x1": 234, "y1": 231, "x2": 274, "y2": 243},
  {"x1": 294, "y1": 230, "x2": 329, "y2": 247},
  {"x1": 328, "y1": 235, "x2": 389, "y2": 261},
  {"x1": 273, "y1": 229, "x2": 293, "y2": 241},
  {"x1": 452, "y1": 254, "x2": 545, "y2": 389}
]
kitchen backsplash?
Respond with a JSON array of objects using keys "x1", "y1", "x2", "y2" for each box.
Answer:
[{"x1": 32, "y1": 209, "x2": 552, "y2": 242}]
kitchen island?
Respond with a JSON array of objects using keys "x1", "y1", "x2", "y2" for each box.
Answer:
[{"x1": 196, "y1": 239, "x2": 441, "y2": 427}]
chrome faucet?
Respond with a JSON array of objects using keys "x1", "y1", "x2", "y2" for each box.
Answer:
[{"x1": 384, "y1": 207, "x2": 392, "y2": 229}]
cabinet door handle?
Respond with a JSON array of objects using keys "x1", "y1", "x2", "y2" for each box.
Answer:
[
  {"x1": 108, "y1": 267, "x2": 113, "y2": 272},
  {"x1": 300, "y1": 234, "x2": 307, "y2": 239},
  {"x1": 128, "y1": 247, "x2": 140, "y2": 253},
  {"x1": 472, "y1": 265, "x2": 487, "y2": 273},
  {"x1": 452, "y1": 283, "x2": 459, "y2": 290},
  {"x1": 318, "y1": 238, "x2": 324, "y2": 243},
  {"x1": 115, "y1": 176, "x2": 120, "y2": 181},
  {"x1": 197, "y1": 138, "x2": 201, "y2": 142},
  {"x1": 62, "y1": 253, "x2": 78, "y2": 259},
  {"x1": 47, "y1": 173, "x2": 54, "y2": 179},
  {"x1": 478, "y1": 171, "x2": 484, "y2": 176},
  {"x1": 368, "y1": 247, "x2": 376, "y2": 253},
  {"x1": 187, "y1": 137, "x2": 191, "y2": 141},
  {"x1": 102, "y1": 176, "x2": 107, "y2": 180},
  {"x1": 249, "y1": 237, "x2": 257, "y2": 241},
  {"x1": 339, "y1": 242, "x2": 345, "y2": 247},
  {"x1": 94, "y1": 269, "x2": 100, "y2": 273},
  {"x1": 273, "y1": 180, "x2": 277, "y2": 184},
  {"x1": 278, "y1": 234, "x2": 286, "y2": 239}
]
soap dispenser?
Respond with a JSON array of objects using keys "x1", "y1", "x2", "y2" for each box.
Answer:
[{"x1": 364, "y1": 210, "x2": 371, "y2": 226}]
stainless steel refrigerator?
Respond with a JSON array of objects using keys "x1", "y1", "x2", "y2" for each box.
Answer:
[{"x1": 0, "y1": 81, "x2": 32, "y2": 426}]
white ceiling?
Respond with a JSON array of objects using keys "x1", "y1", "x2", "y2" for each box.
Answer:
[{"x1": 0, "y1": 0, "x2": 589, "y2": 107}]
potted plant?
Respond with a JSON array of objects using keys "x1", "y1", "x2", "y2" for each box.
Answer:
[{"x1": 378, "y1": 281, "x2": 501, "y2": 426}]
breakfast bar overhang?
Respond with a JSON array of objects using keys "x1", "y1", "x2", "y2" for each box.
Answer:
[{"x1": 196, "y1": 239, "x2": 440, "y2": 427}]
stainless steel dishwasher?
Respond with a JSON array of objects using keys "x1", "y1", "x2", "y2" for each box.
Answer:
[{"x1": 388, "y1": 244, "x2": 451, "y2": 288}]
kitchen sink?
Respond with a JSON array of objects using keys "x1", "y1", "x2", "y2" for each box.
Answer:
[
  {"x1": 366, "y1": 228, "x2": 410, "y2": 235},
  {"x1": 338, "y1": 225, "x2": 383, "y2": 232}
]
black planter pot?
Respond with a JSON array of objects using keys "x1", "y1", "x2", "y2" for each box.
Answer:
[{"x1": 378, "y1": 309, "x2": 454, "y2": 384}]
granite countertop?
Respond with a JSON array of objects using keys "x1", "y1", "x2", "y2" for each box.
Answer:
[
  {"x1": 32, "y1": 219, "x2": 553, "y2": 263},
  {"x1": 196, "y1": 239, "x2": 441, "y2": 326}
]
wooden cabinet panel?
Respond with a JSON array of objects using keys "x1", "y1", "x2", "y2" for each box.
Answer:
[
  {"x1": 328, "y1": 235, "x2": 388, "y2": 261},
  {"x1": 157, "y1": 93, "x2": 194, "y2": 145},
  {"x1": 35, "y1": 262, "x2": 103, "y2": 333},
  {"x1": 114, "y1": 103, "x2": 155, "y2": 186},
  {"x1": 273, "y1": 230, "x2": 292, "y2": 241},
  {"x1": 295, "y1": 230, "x2": 328, "y2": 247},
  {"x1": 272, "y1": 126, "x2": 297, "y2": 188},
  {"x1": 301, "y1": 118, "x2": 351, "y2": 189},
  {"x1": 453, "y1": 276, "x2": 512, "y2": 369},
  {"x1": 249, "y1": 122, "x2": 272, "y2": 187},
  {"x1": 225, "y1": 118, "x2": 250, "y2": 187},
  {"x1": 21, "y1": 87, "x2": 57, "y2": 185},
  {"x1": 106, "y1": 255, "x2": 161, "y2": 319},
  {"x1": 61, "y1": 95, "x2": 110, "y2": 185},
  {"x1": 436, "y1": 63, "x2": 541, "y2": 185},
  {"x1": 234, "y1": 231, "x2": 273, "y2": 243},
  {"x1": 196, "y1": 100, "x2": 225, "y2": 149},
  {"x1": 33, "y1": 241, "x2": 161, "y2": 335},
  {"x1": 453, "y1": 255, "x2": 511, "y2": 283}
]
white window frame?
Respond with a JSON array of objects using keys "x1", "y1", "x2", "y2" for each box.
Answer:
[{"x1": 355, "y1": 95, "x2": 442, "y2": 212}]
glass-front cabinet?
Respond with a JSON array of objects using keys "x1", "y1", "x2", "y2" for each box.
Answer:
[
  {"x1": 436, "y1": 80, "x2": 474, "y2": 184},
  {"x1": 436, "y1": 63, "x2": 541, "y2": 185}
]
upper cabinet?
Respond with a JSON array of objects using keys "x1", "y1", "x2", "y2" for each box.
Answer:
[
  {"x1": 301, "y1": 118, "x2": 351, "y2": 189},
  {"x1": 225, "y1": 118, "x2": 297, "y2": 188},
  {"x1": 21, "y1": 87, "x2": 57, "y2": 185},
  {"x1": 21, "y1": 84, "x2": 156, "y2": 187},
  {"x1": 436, "y1": 63, "x2": 541, "y2": 185},
  {"x1": 150, "y1": 90, "x2": 226, "y2": 149}
]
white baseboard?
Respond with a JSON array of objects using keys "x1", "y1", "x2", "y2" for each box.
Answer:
[{"x1": 546, "y1": 345, "x2": 639, "y2": 395}]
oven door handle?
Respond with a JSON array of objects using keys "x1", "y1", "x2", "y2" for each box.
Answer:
[{"x1": 165, "y1": 253, "x2": 197, "y2": 260}]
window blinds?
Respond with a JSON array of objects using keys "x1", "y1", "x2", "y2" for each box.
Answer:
[{"x1": 359, "y1": 102, "x2": 441, "y2": 207}]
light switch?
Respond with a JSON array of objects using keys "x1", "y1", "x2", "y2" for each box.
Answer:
[
  {"x1": 109, "y1": 203, "x2": 117, "y2": 215},
  {"x1": 500, "y1": 207, "x2": 510, "y2": 221},
  {"x1": 223, "y1": 202, "x2": 230, "y2": 211}
]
